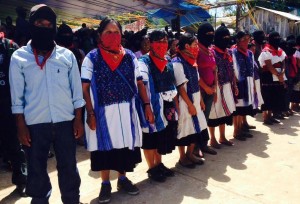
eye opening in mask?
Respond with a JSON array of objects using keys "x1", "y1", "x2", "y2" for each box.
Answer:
[
  {"x1": 34, "y1": 19, "x2": 53, "y2": 28},
  {"x1": 206, "y1": 31, "x2": 214, "y2": 35}
]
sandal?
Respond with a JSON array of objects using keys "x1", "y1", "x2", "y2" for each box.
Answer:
[
  {"x1": 178, "y1": 159, "x2": 195, "y2": 169},
  {"x1": 234, "y1": 134, "x2": 247, "y2": 141},
  {"x1": 219, "y1": 140, "x2": 234, "y2": 146},
  {"x1": 186, "y1": 155, "x2": 204, "y2": 165}
]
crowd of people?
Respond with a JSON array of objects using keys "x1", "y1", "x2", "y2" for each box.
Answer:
[{"x1": 1, "y1": 3, "x2": 300, "y2": 204}]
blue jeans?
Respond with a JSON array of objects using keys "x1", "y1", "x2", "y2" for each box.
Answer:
[{"x1": 24, "y1": 121, "x2": 80, "y2": 204}]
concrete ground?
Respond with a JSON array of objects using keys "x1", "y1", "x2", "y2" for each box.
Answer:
[{"x1": 0, "y1": 113, "x2": 300, "y2": 204}]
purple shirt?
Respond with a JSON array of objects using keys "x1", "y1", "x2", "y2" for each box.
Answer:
[{"x1": 197, "y1": 44, "x2": 216, "y2": 87}]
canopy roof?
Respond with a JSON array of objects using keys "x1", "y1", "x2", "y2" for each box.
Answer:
[{"x1": 0, "y1": 0, "x2": 182, "y2": 23}]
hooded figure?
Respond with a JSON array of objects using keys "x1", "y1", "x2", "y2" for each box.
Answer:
[
  {"x1": 56, "y1": 23, "x2": 73, "y2": 48},
  {"x1": 253, "y1": 30, "x2": 265, "y2": 45},
  {"x1": 214, "y1": 26, "x2": 231, "y2": 50},
  {"x1": 29, "y1": 4, "x2": 56, "y2": 51},
  {"x1": 197, "y1": 22, "x2": 214, "y2": 47},
  {"x1": 268, "y1": 31, "x2": 281, "y2": 49}
]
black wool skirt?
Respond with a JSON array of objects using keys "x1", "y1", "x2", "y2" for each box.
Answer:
[
  {"x1": 142, "y1": 124, "x2": 176, "y2": 155},
  {"x1": 207, "y1": 115, "x2": 233, "y2": 127},
  {"x1": 90, "y1": 147, "x2": 142, "y2": 173}
]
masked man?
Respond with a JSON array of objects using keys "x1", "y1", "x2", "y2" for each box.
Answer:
[{"x1": 9, "y1": 4, "x2": 85, "y2": 204}]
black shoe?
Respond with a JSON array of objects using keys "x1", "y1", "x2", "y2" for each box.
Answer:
[
  {"x1": 48, "y1": 151, "x2": 54, "y2": 159},
  {"x1": 117, "y1": 177, "x2": 139, "y2": 195},
  {"x1": 234, "y1": 134, "x2": 247, "y2": 141},
  {"x1": 242, "y1": 132, "x2": 253, "y2": 138},
  {"x1": 147, "y1": 166, "x2": 166, "y2": 182},
  {"x1": 201, "y1": 146, "x2": 217, "y2": 155},
  {"x1": 273, "y1": 114, "x2": 285, "y2": 120},
  {"x1": 178, "y1": 159, "x2": 196, "y2": 169},
  {"x1": 16, "y1": 184, "x2": 27, "y2": 197},
  {"x1": 98, "y1": 183, "x2": 112, "y2": 203},
  {"x1": 270, "y1": 117, "x2": 280, "y2": 123},
  {"x1": 158, "y1": 163, "x2": 174, "y2": 177},
  {"x1": 263, "y1": 119, "x2": 273, "y2": 125}
]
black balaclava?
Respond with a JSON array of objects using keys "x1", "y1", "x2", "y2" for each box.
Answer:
[
  {"x1": 214, "y1": 26, "x2": 230, "y2": 50},
  {"x1": 296, "y1": 35, "x2": 300, "y2": 47},
  {"x1": 197, "y1": 22, "x2": 214, "y2": 47},
  {"x1": 286, "y1": 40, "x2": 296, "y2": 57},
  {"x1": 253, "y1": 30, "x2": 265, "y2": 45},
  {"x1": 29, "y1": 4, "x2": 56, "y2": 51},
  {"x1": 56, "y1": 24, "x2": 73, "y2": 48},
  {"x1": 268, "y1": 31, "x2": 281, "y2": 49}
]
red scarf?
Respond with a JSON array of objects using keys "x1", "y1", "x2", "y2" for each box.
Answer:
[
  {"x1": 149, "y1": 42, "x2": 168, "y2": 72},
  {"x1": 149, "y1": 52, "x2": 168, "y2": 72},
  {"x1": 213, "y1": 46, "x2": 233, "y2": 62},
  {"x1": 178, "y1": 50, "x2": 197, "y2": 67},
  {"x1": 33, "y1": 48, "x2": 52, "y2": 70},
  {"x1": 262, "y1": 44, "x2": 283, "y2": 57},
  {"x1": 99, "y1": 46, "x2": 125, "y2": 71},
  {"x1": 198, "y1": 42, "x2": 212, "y2": 56},
  {"x1": 237, "y1": 48, "x2": 248, "y2": 57}
]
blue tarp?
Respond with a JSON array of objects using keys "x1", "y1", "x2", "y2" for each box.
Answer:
[{"x1": 149, "y1": 1, "x2": 211, "y2": 27}]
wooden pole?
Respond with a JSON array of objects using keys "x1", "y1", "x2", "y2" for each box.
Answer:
[
  {"x1": 177, "y1": 12, "x2": 180, "y2": 37},
  {"x1": 236, "y1": 1, "x2": 241, "y2": 32}
]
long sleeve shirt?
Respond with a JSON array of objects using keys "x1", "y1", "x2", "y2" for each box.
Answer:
[{"x1": 9, "y1": 42, "x2": 85, "y2": 125}]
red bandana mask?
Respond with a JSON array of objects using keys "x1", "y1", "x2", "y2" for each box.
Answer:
[
  {"x1": 187, "y1": 46, "x2": 199, "y2": 59},
  {"x1": 99, "y1": 33, "x2": 122, "y2": 53},
  {"x1": 149, "y1": 42, "x2": 168, "y2": 72},
  {"x1": 178, "y1": 47, "x2": 199, "y2": 67},
  {"x1": 262, "y1": 44, "x2": 283, "y2": 57},
  {"x1": 98, "y1": 33, "x2": 125, "y2": 71}
]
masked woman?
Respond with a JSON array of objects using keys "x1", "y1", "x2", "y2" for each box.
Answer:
[
  {"x1": 196, "y1": 22, "x2": 218, "y2": 155},
  {"x1": 258, "y1": 32, "x2": 287, "y2": 125},
  {"x1": 138, "y1": 30, "x2": 178, "y2": 182},
  {"x1": 208, "y1": 26, "x2": 238, "y2": 147},
  {"x1": 81, "y1": 18, "x2": 154, "y2": 204},
  {"x1": 172, "y1": 33, "x2": 207, "y2": 168}
]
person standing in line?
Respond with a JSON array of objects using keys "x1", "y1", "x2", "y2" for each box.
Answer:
[
  {"x1": 258, "y1": 32, "x2": 287, "y2": 125},
  {"x1": 248, "y1": 42, "x2": 264, "y2": 115},
  {"x1": 232, "y1": 31, "x2": 255, "y2": 140},
  {"x1": 0, "y1": 25, "x2": 27, "y2": 197},
  {"x1": 81, "y1": 18, "x2": 154, "y2": 203},
  {"x1": 138, "y1": 30, "x2": 178, "y2": 182},
  {"x1": 172, "y1": 33, "x2": 207, "y2": 168},
  {"x1": 196, "y1": 22, "x2": 218, "y2": 155},
  {"x1": 9, "y1": 4, "x2": 85, "y2": 204},
  {"x1": 208, "y1": 26, "x2": 238, "y2": 147}
]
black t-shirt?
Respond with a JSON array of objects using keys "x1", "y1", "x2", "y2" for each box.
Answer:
[{"x1": 0, "y1": 38, "x2": 19, "y2": 114}]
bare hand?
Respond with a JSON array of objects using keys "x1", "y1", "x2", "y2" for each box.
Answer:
[
  {"x1": 278, "y1": 73, "x2": 284, "y2": 83},
  {"x1": 17, "y1": 125, "x2": 31, "y2": 147},
  {"x1": 73, "y1": 118, "x2": 84, "y2": 139},
  {"x1": 200, "y1": 99, "x2": 205, "y2": 111},
  {"x1": 235, "y1": 87, "x2": 239, "y2": 96},
  {"x1": 188, "y1": 104, "x2": 197, "y2": 116},
  {"x1": 87, "y1": 115, "x2": 96, "y2": 130},
  {"x1": 145, "y1": 105, "x2": 154, "y2": 124},
  {"x1": 205, "y1": 87, "x2": 215, "y2": 95},
  {"x1": 213, "y1": 93, "x2": 218, "y2": 103}
]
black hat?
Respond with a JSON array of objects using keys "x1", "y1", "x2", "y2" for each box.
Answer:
[
  {"x1": 235, "y1": 31, "x2": 251, "y2": 40},
  {"x1": 29, "y1": 4, "x2": 56, "y2": 27}
]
